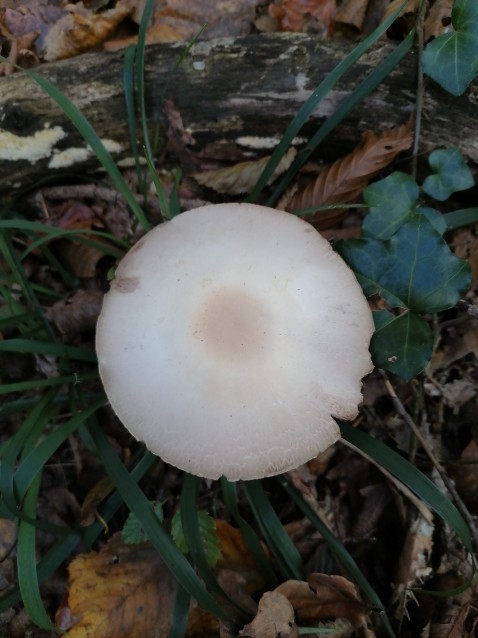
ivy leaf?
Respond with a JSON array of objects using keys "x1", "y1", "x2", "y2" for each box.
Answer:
[
  {"x1": 371, "y1": 311, "x2": 434, "y2": 380},
  {"x1": 362, "y1": 172, "x2": 419, "y2": 239},
  {"x1": 121, "y1": 501, "x2": 163, "y2": 544},
  {"x1": 171, "y1": 509, "x2": 220, "y2": 568},
  {"x1": 422, "y1": 0, "x2": 478, "y2": 96},
  {"x1": 337, "y1": 215, "x2": 471, "y2": 313},
  {"x1": 417, "y1": 207, "x2": 447, "y2": 235},
  {"x1": 422, "y1": 148, "x2": 475, "y2": 201}
]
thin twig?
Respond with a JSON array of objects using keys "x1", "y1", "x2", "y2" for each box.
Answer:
[
  {"x1": 411, "y1": 0, "x2": 427, "y2": 179},
  {"x1": 379, "y1": 369, "x2": 478, "y2": 552}
]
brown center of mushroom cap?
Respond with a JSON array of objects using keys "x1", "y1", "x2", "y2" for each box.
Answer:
[{"x1": 191, "y1": 286, "x2": 271, "y2": 361}]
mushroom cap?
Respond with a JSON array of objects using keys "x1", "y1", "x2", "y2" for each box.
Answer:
[{"x1": 96, "y1": 203, "x2": 374, "y2": 480}]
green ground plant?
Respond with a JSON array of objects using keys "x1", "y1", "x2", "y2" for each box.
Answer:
[{"x1": 0, "y1": 0, "x2": 477, "y2": 636}]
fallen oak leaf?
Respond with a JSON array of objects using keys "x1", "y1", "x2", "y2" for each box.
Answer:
[
  {"x1": 281, "y1": 120, "x2": 413, "y2": 229},
  {"x1": 239, "y1": 591, "x2": 299, "y2": 638},
  {"x1": 276, "y1": 573, "x2": 369, "y2": 628}
]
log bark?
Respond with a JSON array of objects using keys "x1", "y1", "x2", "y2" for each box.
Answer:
[{"x1": 0, "y1": 33, "x2": 476, "y2": 194}]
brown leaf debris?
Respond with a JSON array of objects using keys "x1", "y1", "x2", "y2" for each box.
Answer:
[
  {"x1": 276, "y1": 573, "x2": 369, "y2": 628},
  {"x1": 281, "y1": 119, "x2": 413, "y2": 228},
  {"x1": 240, "y1": 591, "x2": 299, "y2": 638},
  {"x1": 57, "y1": 533, "x2": 176, "y2": 637},
  {"x1": 269, "y1": 0, "x2": 337, "y2": 33}
]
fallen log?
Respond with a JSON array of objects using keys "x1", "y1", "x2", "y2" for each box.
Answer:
[{"x1": 0, "y1": 33, "x2": 476, "y2": 195}]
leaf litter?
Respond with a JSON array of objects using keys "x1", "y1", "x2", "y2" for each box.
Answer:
[{"x1": 1, "y1": 1, "x2": 478, "y2": 637}]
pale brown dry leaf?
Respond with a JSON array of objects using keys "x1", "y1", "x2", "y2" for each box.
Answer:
[
  {"x1": 194, "y1": 147, "x2": 297, "y2": 195},
  {"x1": 1, "y1": 2, "x2": 66, "y2": 55},
  {"x1": 449, "y1": 439, "x2": 478, "y2": 514},
  {"x1": 392, "y1": 514, "x2": 434, "y2": 617},
  {"x1": 43, "y1": 0, "x2": 134, "y2": 61},
  {"x1": 429, "y1": 602, "x2": 472, "y2": 638},
  {"x1": 269, "y1": 0, "x2": 337, "y2": 32},
  {"x1": 126, "y1": 0, "x2": 257, "y2": 44},
  {"x1": 424, "y1": 0, "x2": 453, "y2": 42},
  {"x1": 334, "y1": 0, "x2": 368, "y2": 30},
  {"x1": 427, "y1": 317, "x2": 478, "y2": 372},
  {"x1": 381, "y1": 0, "x2": 418, "y2": 24},
  {"x1": 277, "y1": 574, "x2": 368, "y2": 628},
  {"x1": 58, "y1": 533, "x2": 176, "y2": 637},
  {"x1": 282, "y1": 120, "x2": 413, "y2": 228},
  {"x1": 239, "y1": 591, "x2": 299, "y2": 638},
  {"x1": 46, "y1": 289, "x2": 104, "y2": 338}
]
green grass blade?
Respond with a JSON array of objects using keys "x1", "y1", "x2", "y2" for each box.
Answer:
[
  {"x1": 0, "y1": 219, "x2": 128, "y2": 249},
  {"x1": 17, "y1": 474, "x2": 57, "y2": 630},
  {"x1": 0, "y1": 371, "x2": 99, "y2": 395},
  {"x1": 246, "y1": 0, "x2": 409, "y2": 203},
  {"x1": 0, "y1": 451, "x2": 157, "y2": 613},
  {"x1": 0, "y1": 339, "x2": 97, "y2": 362},
  {"x1": 340, "y1": 422, "x2": 473, "y2": 553},
  {"x1": 242, "y1": 480, "x2": 303, "y2": 580},
  {"x1": 0, "y1": 389, "x2": 58, "y2": 515},
  {"x1": 444, "y1": 207, "x2": 478, "y2": 229},
  {"x1": 181, "y1": 474, "x2": 249, "y2": 620},
  {"x1": 267, "y1": 29, "x2": 415, "y2": 206},
  {"x1": 220, "y1": 478, "x2": 278, "y2": 588},
  {"x1": 14, "y1": 399, "x2": 106, "y2": 503},
  {"x1": 277, "y1": 475, "x2": 396, "y2": 638},
  {"x1": 123, "y1": 43, "x2": 147, "y2": 195},
  {"x1": 88, "y1": 422, "x2": 228, "y2": 620},
  {"x1": 136, "y1": 0, "x2": 156, "y2": 161},
  {"x1": 169, "y1": 586, "x2": 190, "y2": 638},
  {"x1": 144, "y1": 150, "x2": 172, "y2": 219}
]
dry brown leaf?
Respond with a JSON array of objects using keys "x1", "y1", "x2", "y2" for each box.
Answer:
[
  {"x1": 58, "y1": 533, "x2": 176, "y2": 637},
  {"x1": 276, "y1": 574, "x2": 368, "y2": 628},
  {"x1": 392, "y1": 514, "x2": 434, "y2": 618},
  {"x1": 43, "y1": 0, "x2": 134, "y2": 61},
  {"x1": 424, "y1": 0, "x2": 453, "y2": 42},
  {"x1": 79, "y1": 475, "x2": 115, "y2": 527},
  {"x1": 449, "y1": 439, "x2": 478, "y2": 514},
  {"x1": 194, "y1": 147, "x2": 297, "y2": 195},
  {"x1": 46, "y1": 289, "x2": 104, "y2": 338},
  {"x1": 1, "y1": 2, "x2": 66, "y2": 56},
  {"x1": 381, "y1": 0, "x2": 418, "y2": 24},
  {"x1": 239, "y1": 591, "x2": 299, "y2": 638},
  {"x1": 334, "y1": 0, "x2": 369, "y2": 30},
  {"x1": 124, "y1": 0, "x2": 257, "y2": 45},
  {"x1": 269, "y1": 0, "x2": 337, "y2": 33},
  {"x1": 215, "y1": 520, "x2": 267, "y2": 617},
  {"x1": 427, "y1": 317, "x2": 478, "y2": 372},
  {"x1": 282, "y1": 120, "x2": 413, "y2": 229}
]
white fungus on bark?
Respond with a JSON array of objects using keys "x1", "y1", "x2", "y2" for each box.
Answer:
[{"x1": 96, "y1": 203, "x2": 374, "y2": 480}]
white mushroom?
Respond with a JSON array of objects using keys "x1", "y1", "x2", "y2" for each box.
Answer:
[{"x1": 95, "y1": 203, "x2": 374, "y2": 480}]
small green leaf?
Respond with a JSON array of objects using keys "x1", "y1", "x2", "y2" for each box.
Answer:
[
  {"x1": 422, "y1": 148, "x2": 475, "y2": 201},
  {"x1": 371, "y1": 310, "x2": 434, "y2": 380},
  {"x1": 171, "y1": 509, "x2": 220, "y2": 568},
  {"x1": 422, "y1": 0, "x2": 478, "y2": 95},
  {"x1": 337, "y1": 215, "x2": 471, "y2": 313},
  {"x1": 362, "y1": 172, "x2": 419, "y2": 239},
  {"x1": 122, "y1": 501, "x2": 163, "y2": 544}
]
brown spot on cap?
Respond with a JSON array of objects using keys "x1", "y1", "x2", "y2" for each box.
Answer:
[{"x1": 113, "y1": 276, "x2": 140, "y2": 293}]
